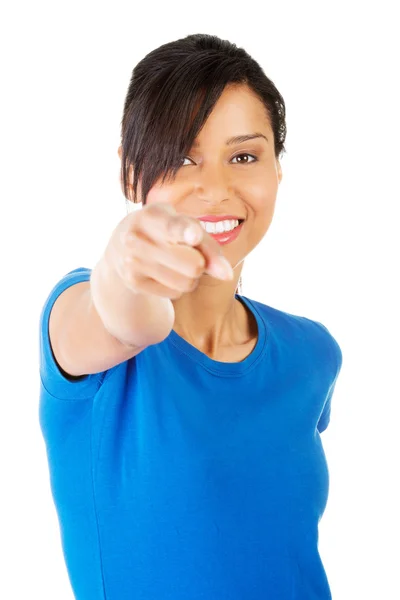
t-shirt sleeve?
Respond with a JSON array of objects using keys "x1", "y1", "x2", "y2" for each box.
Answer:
[
  {"x1": 39, "y1": 266, "x2": 107, "y2": 400},
  {"x1": 316, "y1": 321, "x2": 343, "y2": 434}
]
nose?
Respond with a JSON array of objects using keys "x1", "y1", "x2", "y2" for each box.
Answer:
[{"x1": 193, "y1": 163, "x2": 232, "y2": 204}]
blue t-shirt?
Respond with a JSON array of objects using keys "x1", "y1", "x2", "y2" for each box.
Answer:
[{"x1": 39, "y1": 267, "x2": 342, "y2": 600}]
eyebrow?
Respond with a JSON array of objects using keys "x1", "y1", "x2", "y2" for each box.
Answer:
[{"x1": 192, "y1": 133, "x2": 268, "y2": 148}]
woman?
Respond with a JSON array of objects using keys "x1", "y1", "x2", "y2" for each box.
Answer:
[{"x1": 39, "y1": 33, "x2": 342, "y2": 599}]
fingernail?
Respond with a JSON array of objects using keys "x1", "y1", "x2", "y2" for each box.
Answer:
[{"x1": 184, "y1": 227, "x2": 200, "y2": 245}]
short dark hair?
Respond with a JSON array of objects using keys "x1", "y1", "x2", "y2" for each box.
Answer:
[{"x1": 120, "y1": 33, "x2": 287, "y2": 205}]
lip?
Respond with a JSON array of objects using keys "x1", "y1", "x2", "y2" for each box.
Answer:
[
  {"x1": 196, "y1": 214, "x2": 245, "y2": 222},
  {"x1": 202, "y1": 220, "x2": 244, "y2": 245}
]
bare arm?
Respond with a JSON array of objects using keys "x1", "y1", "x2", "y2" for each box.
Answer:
[
  {"x1": 49, "y1": 257, "x2": 174, "y2": 378},
  {"x1": 48, "y1": 201, "x2": 232, "y2": 380}
]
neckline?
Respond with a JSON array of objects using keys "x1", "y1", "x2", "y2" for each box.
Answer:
[{"x1": 166, "y1": 294, "x2": 268, "y2": 377}]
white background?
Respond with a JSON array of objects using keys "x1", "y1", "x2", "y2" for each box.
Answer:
[{"x1": 1, "y1": 1, "x2": 399, "y2": 598}]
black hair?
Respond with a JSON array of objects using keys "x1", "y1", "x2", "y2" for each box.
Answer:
[{"x1": 120, "y1": 33, "x2": 286, "y2": 205}]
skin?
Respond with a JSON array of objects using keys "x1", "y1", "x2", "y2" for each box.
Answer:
[{"x1": 118, "y1": 83, "x2": 282, "y2": 360}]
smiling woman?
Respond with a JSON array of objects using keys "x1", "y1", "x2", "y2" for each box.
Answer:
[
  {"x1": 39, "y1": 32, "x2": 343, "y2": 600},
  {"x1": 120, "y1": 36, "x2": 286, "y2": 301}
]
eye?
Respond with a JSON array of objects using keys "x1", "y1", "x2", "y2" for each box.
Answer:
[
  {"x1": 180, "y1": 157, "x2": 194, "y2": 166},
  {"x1": 180, "y1": 153, "x2": 258, "y2": 167},
  {"x1": 231, "y1": 153, "x2": 257, "y2": 164}
]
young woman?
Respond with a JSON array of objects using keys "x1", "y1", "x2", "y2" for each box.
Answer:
[{"x1": 39, "y1": 33, "x2": 342, "y2": 600}]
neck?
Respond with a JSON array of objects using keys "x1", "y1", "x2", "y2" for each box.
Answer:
[{"x1": 171, "y1": 263, "x2": 245, "y2": 356}]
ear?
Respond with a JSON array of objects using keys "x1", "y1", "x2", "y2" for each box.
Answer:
[
  {"x1": 276, "y1": 159, "x2": 282, "y2": 184},
  {"x1": 118, "y1": 145, "x2": 122, "y2": 160}
]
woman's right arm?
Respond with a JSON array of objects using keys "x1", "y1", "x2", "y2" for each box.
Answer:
[{"x1": 48, "y1": 202, "x2": 233, "y2": 378}]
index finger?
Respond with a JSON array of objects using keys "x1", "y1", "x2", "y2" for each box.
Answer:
[{"x1": 183, "y1": 221, "x2": 234, "y2": 279}]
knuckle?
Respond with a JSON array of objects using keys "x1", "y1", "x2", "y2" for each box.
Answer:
[
  {"x1": 141, "y1": 204, "x2": 158, "y2": 224},
  {"x1": 146, "y1": 202, "x2": 161, "y2": 214},
  {"x1": 176, "y1": 212, "x2": 190, "y2": 226},
  {"x1": 123, "y1": 232, "x2": 136, "y2": 246},
  {"x1": 123, "y1": 265, "x2": 138, "y2": 285},
  {"x1": 178, "y1": 214, "x2": 193, "y2": 228},
  {"x1": 123, "y1": 253, "x2": 134, "y2": 265},
  {"x1": 153, "y1": 203, "x2": 175, "y2": 219}
]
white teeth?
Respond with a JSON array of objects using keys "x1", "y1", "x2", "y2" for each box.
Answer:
[{"x1": 200, "y1": 219, "x2": 239, "y2": 234}]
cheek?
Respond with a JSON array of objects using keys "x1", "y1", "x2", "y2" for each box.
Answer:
[
  {"x1": 146, "y1": 184, "x2": 176, "y2": 205},
  {"x1": 247, "y1": 181, "x2": 278, "y2": 239},
  {"x1": 244, "y1": 165, "x2": 278, "y2": 197},
  {"x1": 248, "y1": 180, "x2": 278, "y2": 214}
]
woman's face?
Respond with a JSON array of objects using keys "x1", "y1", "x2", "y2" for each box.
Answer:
[{"x1": 122, "y1": 83, "x2": 282, "y2": 269}]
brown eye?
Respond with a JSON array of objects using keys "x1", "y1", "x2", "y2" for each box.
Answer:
[{"x1": 231, "y1": 153, "x2": 257, "y2": 164}]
